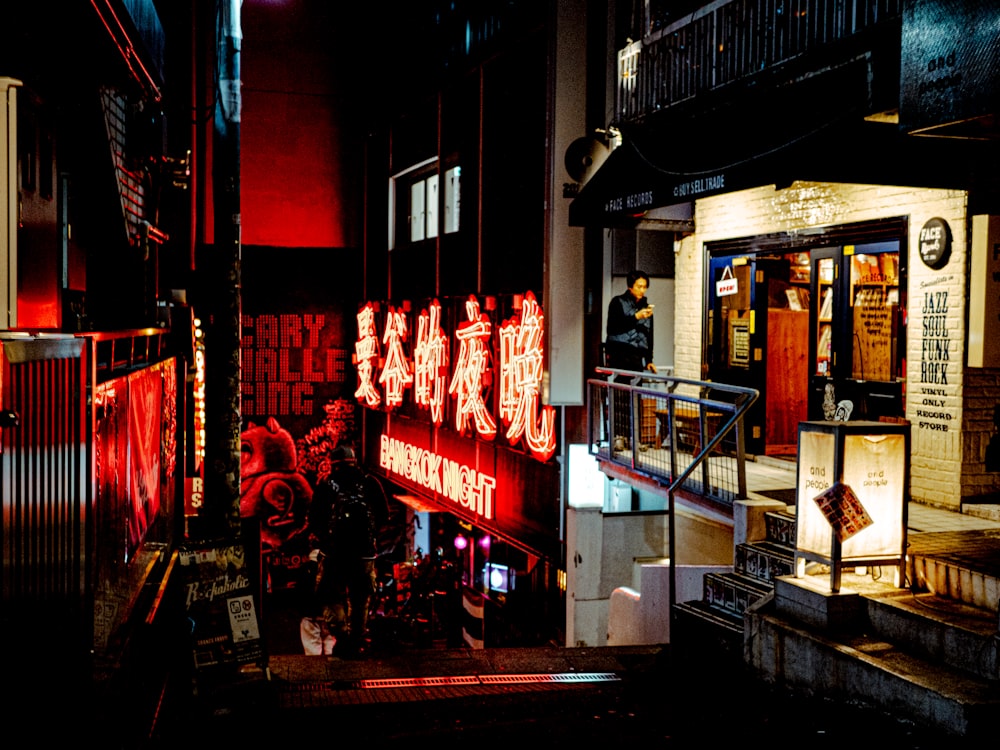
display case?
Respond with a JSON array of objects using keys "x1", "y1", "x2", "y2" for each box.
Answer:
[{"x1": 794, "y1": 420, "x2": 910, "y2": 592}]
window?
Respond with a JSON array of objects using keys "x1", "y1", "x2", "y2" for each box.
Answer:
[{"x1": 389, "y1": 159, "x2": 461, "y2": 250}]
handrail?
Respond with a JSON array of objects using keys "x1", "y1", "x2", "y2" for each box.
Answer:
[
  {"x1": 587, "y1": 367, "x2": 760, "y2": 639},
  {"x1": 76, "y1": 327, "x2": 169, "y2": 381},
  {"x1": 589, "y1": 367, "x2": 759, "y2": 505}
]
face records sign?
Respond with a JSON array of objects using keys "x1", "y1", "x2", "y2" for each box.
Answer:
[{"x1": 919, "y1": 217, "x2": 952, "y2": 269}]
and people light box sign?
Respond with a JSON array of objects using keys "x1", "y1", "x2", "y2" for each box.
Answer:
[
  {"x1": 794, "y1": 420, "x2": 909, "y2": 592},
  {"x1": 354, "y1": 291, "x2": 557, "y2": 463}
]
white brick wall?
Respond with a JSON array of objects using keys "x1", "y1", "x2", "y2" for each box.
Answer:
[{"x1": 672, "y1": 182, "x2": 978, "y2": 509}]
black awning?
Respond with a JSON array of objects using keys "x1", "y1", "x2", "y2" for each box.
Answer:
[
  {"x1": 569, "y1": 119, "x2": 997, "y2": 229},
  {"x1": 567, "y1": 139, "x2": 694, "y2": 228}
]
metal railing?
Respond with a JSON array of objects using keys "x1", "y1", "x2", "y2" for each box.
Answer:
[
  {"x1": 617, "y1": 0, "x2": 902, "y2": 123},
  {"x1": 587, "y1": 367, "x2": 759, "y2": 508},
  {"x1": 587, "y1": 366, "x2": 759, "y2": 634}
]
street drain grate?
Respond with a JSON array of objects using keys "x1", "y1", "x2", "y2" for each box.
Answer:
[
  {"x1": 360, "y1": 675, "x2": 482, "y2": 689},
  {"x1": 480, "y1": 672, "x2": 620, "y2": 685},
  {"x1": 357, "y1": 672, "x2": 620, "y2": 690}
]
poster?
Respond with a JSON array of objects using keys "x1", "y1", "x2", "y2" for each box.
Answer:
[
  {"x1": 179, "y1": 542, "x2": 265, "y2": 670},
  {"x1": 812, "y1": 481, "x2": 873, "y2": 542},
  {"x1": 127, "y1": 365, "x2": 163, "y2": 557}
]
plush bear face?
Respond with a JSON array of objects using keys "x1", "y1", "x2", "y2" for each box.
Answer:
[{"x1": 242, "y1": 417, "x2": 296, "y2": 477}]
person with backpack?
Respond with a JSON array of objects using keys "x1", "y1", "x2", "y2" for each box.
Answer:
[{"x1": 308, "y1": 445, "x2": 389, "y2": 657}]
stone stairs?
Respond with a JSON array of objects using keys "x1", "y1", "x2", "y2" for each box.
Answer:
[
  {"x1": 676, "y1": 504, "x2": 1000, "y2": 738},
  {"x1": 674, "y1": 508, "x2": 796, "y2": 640},
  {"x1": 746, "y1": 527, "x2": 1000, "y2": 738}
]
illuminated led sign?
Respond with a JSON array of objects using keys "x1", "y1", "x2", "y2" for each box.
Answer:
[
  {"x1": 379, "y1": 434, "x2": 496, "y2": 520},
  {"x1": 354, "y1": 303, "x2": 381, "y2": 407},
  {"x1": 413, "y1": 300, "x2": 449, "y2": 426},
  {"x1": 354, "y1": 291, "x2": 557, "y2": 462},
  {"x1": 449, "y1": 295, "x2": 498, "y2": 440}
]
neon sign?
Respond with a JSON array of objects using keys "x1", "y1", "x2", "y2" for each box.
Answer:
[
  {"x1": 413, "y1": 300, "x2": 449, "y2": 426},
  {"x1": 499, "y1": 292, "x2": 556, "y2": 462},
  {"x1": 354, "y1": 303, "x2": 381, "y2": 407},
  {"x1": 448, "y1": 295, "x2": 497, "y2": 440},
  {"x1": 354, "y1": 291, "x2": 557, "y2": 462},
  {"x1": 379, "y1": 434, "x2": 496, "y2": 520},
  {"x1": 378, "y1": 306, "x2": 412, "y2": 408}
]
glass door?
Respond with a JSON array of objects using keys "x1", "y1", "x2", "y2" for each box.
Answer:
[
  {"x1": 808, "y1": 241, "x2": 905, "y2": 421},
  {"x1": 706, "y1": 255, "x2": 780, "y2": 456}
]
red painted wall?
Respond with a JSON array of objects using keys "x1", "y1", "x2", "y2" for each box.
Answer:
[{"x1": 240, "y1": 0, "x2": 363, "y2": 248}]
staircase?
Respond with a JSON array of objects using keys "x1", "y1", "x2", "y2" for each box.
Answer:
[
  {"x1": 673, "y1": 507, "x2": 796, "y2": 659},
  {"x1": 675, "y1": 504, "x2": 1000, "y2": 738}
]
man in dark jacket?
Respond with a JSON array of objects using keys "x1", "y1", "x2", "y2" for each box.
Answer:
[
  {"x1": 309, "y1": 445, "x2": 389, "y2": 657},
  {"x1": 605, "y1": 270, "x2": 657, "y2": 373}
]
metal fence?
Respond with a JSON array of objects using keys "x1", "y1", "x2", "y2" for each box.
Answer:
[
  {"x1": 617, "y1": 0, "x2": 902, "y2": 121},
  {"x1": 587, "y1": 367, "x2": 759, "y2": 507}
]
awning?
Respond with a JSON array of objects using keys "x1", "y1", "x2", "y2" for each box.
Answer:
[{"x1": 569, "y1": 118, "x2": 998, "y2": 229}]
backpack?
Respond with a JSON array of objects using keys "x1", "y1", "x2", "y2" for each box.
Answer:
[{"x1": 328, "y1": 481, "x2": 378, "y2": 560}]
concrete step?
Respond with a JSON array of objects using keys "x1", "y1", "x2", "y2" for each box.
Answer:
[
  {"x1": 674, "y1": 599, "x2": 743, "y2": 634},
  {"x1": 865, "y1": 588, "x2": 999, "y2": 682},
  {"x1": 748, "y1": 590, "x2": 1000, "y2": 739},
  {"x1": 734, "y1": 540, "x2": 795, "y2": 583},
  {"x1": 763, "y1": 509, "x2": 796, "y2": 546},
  {"x1": 703, "y1": 571, "x2": 773, "y2": 616},
  {"x1": 909, "y1": 551, "x2": 1000, "y2": 612}
]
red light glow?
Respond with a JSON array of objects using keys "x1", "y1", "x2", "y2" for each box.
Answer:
[{"x1": 498, "y1": 291, "x2": 556, "y2": 462}]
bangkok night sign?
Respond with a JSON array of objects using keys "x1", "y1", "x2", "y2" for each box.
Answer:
[{"x1": 353, "y1": 291, "x2": 557, "y2": 463}]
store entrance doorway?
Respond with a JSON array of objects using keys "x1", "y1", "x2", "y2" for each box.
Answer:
[
  {"x1": 707, "y1": 253, "x2": 810, "y2": 457},
  {"x1": 706, "y1": 230, "x2": 907, "y2": 459}
]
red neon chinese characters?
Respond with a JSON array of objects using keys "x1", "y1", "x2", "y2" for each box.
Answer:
[
  {"x1": 413, "y1": 300, "x2": 449, "y2": 426},
  {"x1": 498, "y1": 291, "x2": 556, "y2": 462},
  {"x1": 378, "y1": 306, "x2": 413, "y2": 408},
  {"x1": 354, "y1": 303, "x2": 381, "y2": 407},
  {"x1": 448, "y1": 296, "x2": 497, "y2": 439}
]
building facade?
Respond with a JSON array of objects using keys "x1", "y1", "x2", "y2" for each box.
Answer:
[{"x1": 574, "y1": 0, "x2": 1000, "y2": 514}]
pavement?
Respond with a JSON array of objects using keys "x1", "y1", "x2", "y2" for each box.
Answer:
[{"x1": 143, "y1": 455, "x2": 1000, "y2": 748}]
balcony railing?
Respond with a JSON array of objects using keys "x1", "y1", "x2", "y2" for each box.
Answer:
[
  {"x1": 617, "y1": 0, "x2": 902, "y2": 123},
  {"x1": 587, "y1": 368, "x2": 759, "y2": 509}
]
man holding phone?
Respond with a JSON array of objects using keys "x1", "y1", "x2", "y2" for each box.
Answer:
[{"x1": 605, "y1": 270, "x2": 657, "y2": 374}]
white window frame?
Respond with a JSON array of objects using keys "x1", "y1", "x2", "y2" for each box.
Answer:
[{"x1": 388, "y1": 157, "x2": 437, "y2": 251}]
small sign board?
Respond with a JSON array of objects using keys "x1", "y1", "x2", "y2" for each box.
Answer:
[
  {"x1": 179, "y1": 542, "x2": 265, "y2": 671},
  {"x1": 716, "y1": 265, "x2": 738, "y2": 296}
]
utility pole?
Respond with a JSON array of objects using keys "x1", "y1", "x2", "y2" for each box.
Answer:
[{"x1": 203, "y1": 0, "x2": 242, "y2": 539}]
